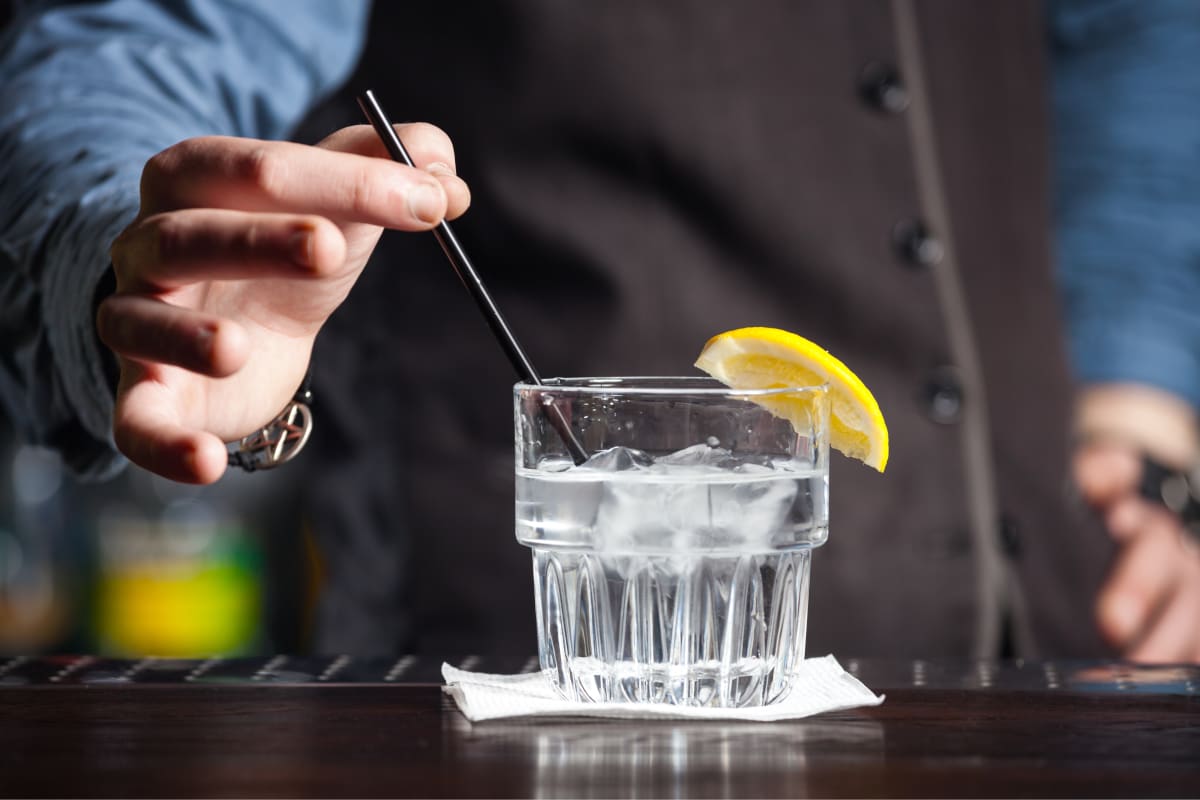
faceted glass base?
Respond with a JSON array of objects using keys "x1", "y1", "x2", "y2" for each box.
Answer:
[{"x1": 532, "y1": 548, "x2": 811, "y2": 707}]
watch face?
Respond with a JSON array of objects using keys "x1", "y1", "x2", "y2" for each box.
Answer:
[{"x1": 1140, "y1": 456, "x2": 1200, "y2": 539}]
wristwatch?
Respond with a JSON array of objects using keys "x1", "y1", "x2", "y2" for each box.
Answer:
[
  {"x1": 226, "y1": 371, "x2": 314, "y2": 472},
  {"x1": 1140, "y1": 455, "x2": 1200, "y2": 541}
]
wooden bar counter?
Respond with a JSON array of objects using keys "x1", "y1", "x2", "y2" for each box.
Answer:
[{"x1": 1, "y1": 655, "x2": 1197, "y2": 797}]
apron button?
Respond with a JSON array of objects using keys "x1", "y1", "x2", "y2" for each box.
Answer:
[
  {"x1": 893, "y1": 219, "x2": 944, "y2": 268},
  {"x1": 922, "y1": 366, "x2": 963, "y2": 424},
  {"x1": 858, "y1": 61, "x2": 910, "y2": 113}
]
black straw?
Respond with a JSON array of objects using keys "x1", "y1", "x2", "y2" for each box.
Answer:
[{"x1": 356, "y1": 90, "x2": 589, "y2": 466}]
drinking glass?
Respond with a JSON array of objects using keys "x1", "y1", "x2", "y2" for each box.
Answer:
[{"x1": 514, "y1": 377, "x2": 829, "y2": 707}]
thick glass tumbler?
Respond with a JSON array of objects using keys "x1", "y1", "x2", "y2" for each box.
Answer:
[{"x1": 514, "y1": 378, "x2": 829, "y2": 707}]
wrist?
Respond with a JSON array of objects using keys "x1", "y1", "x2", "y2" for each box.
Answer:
[
  {"x1": 225, "y1": 368, "x2": 314, "y2": 472},
  {"x1": 1074, "y1": 383, "x2": 1199, "y2": 468}
]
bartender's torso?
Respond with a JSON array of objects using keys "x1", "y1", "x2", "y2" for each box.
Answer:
[{"x1": 302, "y1": 0, "x2": 1112, "y2": 658}]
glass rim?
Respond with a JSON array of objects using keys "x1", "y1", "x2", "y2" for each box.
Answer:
[{"x1": 514, "y1": 376, "x2": 828, "y2": 397}]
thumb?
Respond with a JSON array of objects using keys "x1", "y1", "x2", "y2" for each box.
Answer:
[{"x1": 1073, "y1": 440, "x2": 1142, "y2": 508}]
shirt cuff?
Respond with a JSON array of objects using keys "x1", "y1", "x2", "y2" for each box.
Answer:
[
  {"x1": 42, "y1": 186, "x2": 137, "y2": 479},
  {"x1": 1068, "y1": 317, "x2": 1200, "y2": 411}
]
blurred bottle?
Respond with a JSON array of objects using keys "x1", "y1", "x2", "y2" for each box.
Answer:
[
  {"x1": 91, "y1": 468, "x2": 265, "y2": 656},
  {"x1": 0, "y1": 440, "x2": 76, "y2": 654},
  {"x1": 0, "y1": 409, "x2": 310, "y2": 657}
]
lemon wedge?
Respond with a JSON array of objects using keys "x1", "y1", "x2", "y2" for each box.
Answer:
[{"x1": 695, "y1": 327, "x2": 889, "y2": 472}]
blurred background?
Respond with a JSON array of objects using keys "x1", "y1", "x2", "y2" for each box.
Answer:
[
  {"x1": 0, "y1": 412, "x2": 318, "y2": 657},
  {"x1": 0, "y1": 1, "x2": 318, "y2": 659}
]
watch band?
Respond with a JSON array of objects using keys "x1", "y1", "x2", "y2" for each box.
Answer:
[
  {"x1": 1139, "y1": 455, "x2": 1200, "y2": 542},
  {"x1": 226, "y1": 371, "x2": 314, "y2": 472}
]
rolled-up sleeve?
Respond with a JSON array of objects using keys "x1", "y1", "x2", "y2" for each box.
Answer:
[
  {"x1": 0, "y1": 0, "x2": 370, "y2": 476},
  {"x1": 1050, "y1": 0, "x2": 1200, "y2": 410}
]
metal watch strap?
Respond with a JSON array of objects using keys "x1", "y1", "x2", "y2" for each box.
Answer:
[
  {"x1": 1139, "y1": 455, "x2": 1200, "y2": 541},
  {"x1": 226, "y1": 371, "x2": 314, "y2": 472}
]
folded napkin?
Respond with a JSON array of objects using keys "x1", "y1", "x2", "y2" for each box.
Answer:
[{"x1": 442, "y1": 655, "x2": 883, "y2": 722}]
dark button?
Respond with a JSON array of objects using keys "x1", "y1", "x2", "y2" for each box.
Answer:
[
  {"x1": 858, "y1": 61, "x2": 910, "y2": 113},
  {"x1": 892, "y1": 219, "x2": 944, "y2": 268},
  {"x1": 922, "y1": 366, "x2": 963, "y2": 425},
  {"x1": 998, "y1": 514, "x2": 1022, "y2": 559}
]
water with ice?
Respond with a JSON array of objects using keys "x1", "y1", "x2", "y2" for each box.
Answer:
[{"x1": 516, "y1": 443, "x2": 828, "y2": 707}]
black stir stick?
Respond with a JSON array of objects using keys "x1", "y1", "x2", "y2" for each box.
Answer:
[{"x1": 356, "y1": 90, "x2": 589, "y2": 466}]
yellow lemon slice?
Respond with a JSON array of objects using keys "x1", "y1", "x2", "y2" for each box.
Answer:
[{"x1": 695, "y1": 327, "x2": 889, "y2": 472}]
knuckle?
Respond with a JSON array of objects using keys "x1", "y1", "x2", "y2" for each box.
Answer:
[
  {"x1": 347, "y1": 164, "x2": 388, "y2": 218},
  {"x1": 142, "y1": 146, "x2": 179, "y2": 183},
  {"x1": 236, "y1": 145, "x2": 288, "y2": 197},
  {"x1": 141, "y1": 137, "x2": 211, "y2": 209},
  {"x1": 109, "y1": 221, "x2": 139, "y2": 268},
  {"x1": 147, "y1": 213, "x2": 185, "y2": 263},
  {"x1": 139, "y1": 151, "x2": 174, "y2": 206},
  {"x1": 111, "y1": 214, "x2": 177, "y2": 290},
  {"x1": 143, "y1": 137, "x2": 204, "y2": 183}
]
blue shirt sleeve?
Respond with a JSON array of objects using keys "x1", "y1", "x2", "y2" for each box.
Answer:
[
  {"x1": 0, "y1": 0, "x2": 370, "y2": 476},
  {"x1": 1050, "y1": 0, "x2": 1200, "y2": 411}
]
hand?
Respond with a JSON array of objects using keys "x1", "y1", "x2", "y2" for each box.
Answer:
[
  {"x1": 97, "y1": 125, "x2": 470, "y2": 484},
  {"x1": 1073, "y1": 385, "x2": 1200, "y2": 662}
]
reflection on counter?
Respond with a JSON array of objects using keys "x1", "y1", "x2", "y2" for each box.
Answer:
[{"x1": 445, "y1": 713, "x2": 884, "y2": 798}]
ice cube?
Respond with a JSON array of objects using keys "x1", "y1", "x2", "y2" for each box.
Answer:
[
  {"x1": 713, "y1": 475, "x2": 797, "y2": 546},
  {"x1": 591, "y1": 444, "x2": 800, "y2": 556},
  {"x1": 655, "y1": 442, "x2": 731, "y2": 468},
  {"x1": 537, "y1": 456, "x2": 576, "y2": 473},
  {"x1": 731, "y1": 460, "x2": 774, "y2": 474},
  {"x1": 580, "y1": 446, "x2": 655, "y2": 472},
  {"x1": 593, "y1": 478, "x2": 679, "y2": 552}
]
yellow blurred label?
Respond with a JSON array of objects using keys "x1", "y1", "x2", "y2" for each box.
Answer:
[
  {"x1": 94, "y1": 513, "x2": 262, "y2": 657},
  {"x1": 96, "y1": 560, "x2": 259, "y2": 657}
]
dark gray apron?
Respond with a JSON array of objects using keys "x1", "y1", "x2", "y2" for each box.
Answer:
[{"x1": 300, "y1": 0, "x2": 1113, "y2": 658}]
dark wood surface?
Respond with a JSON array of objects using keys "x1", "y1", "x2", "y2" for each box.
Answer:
[{"x1": 1, "y1": 657, "x2": 1198, "y2": 798}]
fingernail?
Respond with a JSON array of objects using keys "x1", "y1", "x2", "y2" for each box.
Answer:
[
  {"x1": 407, "y1": 182, "x2": 444, "y2": 224},
  {"x1": 425, "y1": 161, "x2": 455, "y2": 178},
  {"x1": 289, "y1": 228, "x2": 312, "y2": 267}
]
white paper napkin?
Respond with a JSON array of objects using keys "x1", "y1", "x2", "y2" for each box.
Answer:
[{"x1": 442, "y1": 655, "x2": 884, "y2": 722}]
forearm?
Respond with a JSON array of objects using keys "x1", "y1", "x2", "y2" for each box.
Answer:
[
  {"x1": 0, "y1": 0, "x2": 369, "y2": 477},
  {"x1": 1051, "y1": 0, "x2": 1200, "y2": 418},
  {"x1": 1075, "y1": 384, "x2": 1198, "y2": 468}
]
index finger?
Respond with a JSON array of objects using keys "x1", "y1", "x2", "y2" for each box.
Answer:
[
  {"x1": 1073, "y1": 440, "x2": 1142, "y2": 507},
  {"x1": 141, "y1": 136, "x2": 450, "y2": 229},
  {"x1": 317, "y1": 123, "x2": 470, "y2": 220}
]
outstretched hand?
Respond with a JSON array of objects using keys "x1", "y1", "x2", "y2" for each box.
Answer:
[
  {"x1": 1073, "y1": 386, "x2": 1200, "y2": 662},
  {"x1": 98, "y1": 124, "x2": 470, "y2": 483},
  {"x1": 1075, "y1": 441, "x2": 1200, "y2": 662}
]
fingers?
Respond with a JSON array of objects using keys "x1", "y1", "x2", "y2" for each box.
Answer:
[
  {"x1": 113, "y1": 371, "x2": 229, "y2": 485},
  {"x1": 1095, "y1": 511, "x2": 1186, "y2": 649},
  {"x1": 1105, "y1": 496, "x2": 1150, "y2": 542},
  {"x1": 1073, "y1": 440, "x2": 1142, "y2": 508},
  {"x1": 111, "y1": 209, "x2": 348, "y2": 292},
  {"x1": 141, "y1": 133, "x2": 462, "y2": 229},
  {"x1": 318, "y1": 121, "x2": 457, "y2": 170},
  {"x1": 316, "y1": 123, "x2": 470, "y2": 220},
  {"x1": 1126, "y1": 571, "x2": 1200, "y2": 662},
  {"x1": 97, "y1": 294, "x2": 249, "y2": 377}
]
